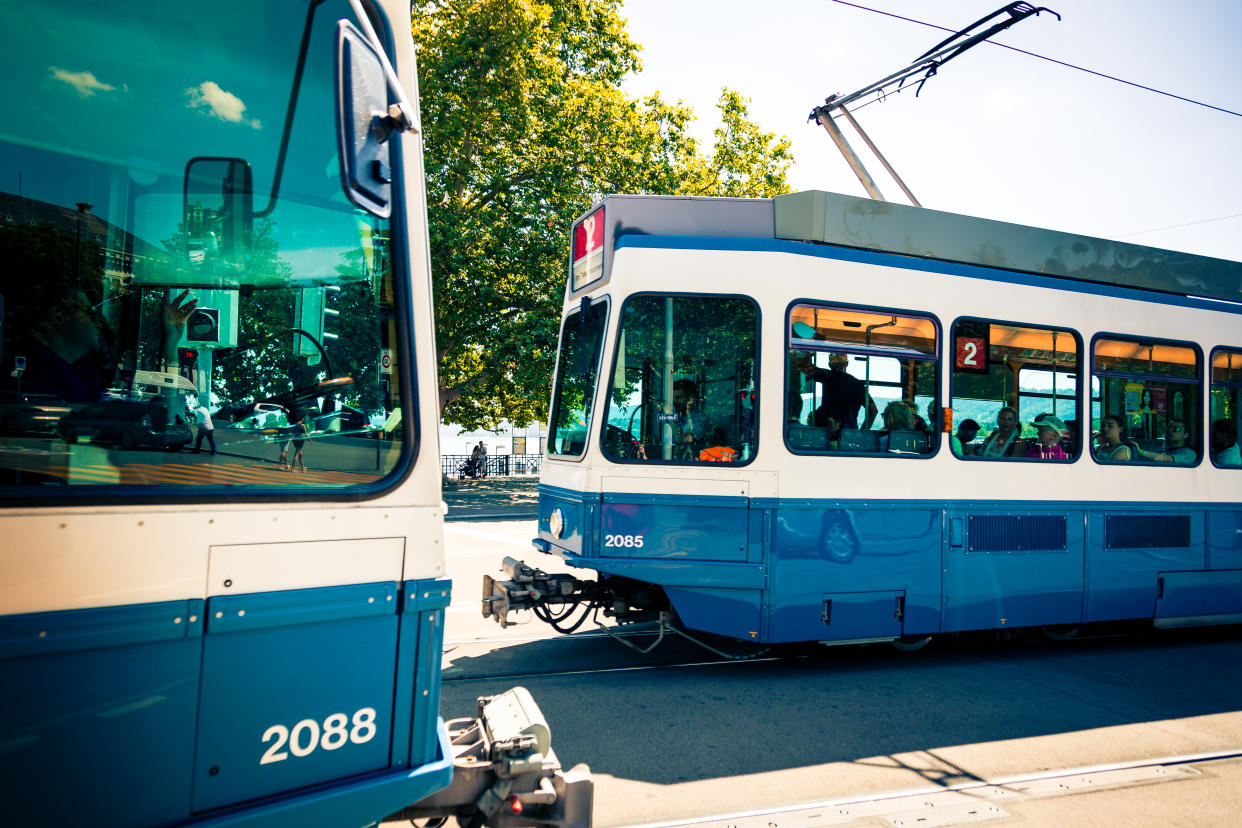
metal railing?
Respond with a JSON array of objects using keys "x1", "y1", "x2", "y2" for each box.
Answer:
[{"x1": 443, "y1": 454, "x2": 542, "y2": 478}]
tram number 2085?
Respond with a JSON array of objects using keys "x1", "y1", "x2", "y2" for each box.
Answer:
[
  {"x1": 260, "y1": 707, "x2": 378, "y2": 765},
  {"x1": 603, "y1": 534, "x2": 645, "y2": 548}
]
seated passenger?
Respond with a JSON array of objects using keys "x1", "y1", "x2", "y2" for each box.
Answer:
[
  {"x1": 1130, "y1": 419, "x2": 1196, "y2": 464},
  {"x1": 1062, "y1": 417, "x2": 1079, "y2": 455},
  {"x1": 1211, "y1": 419, "x2": 1241, "y2": 467},
  {"x1": 698, "y1": 427, "x2": 738, "y2": 462},
  {"x1": 951, "y1": 418, "x2": 981, "y2": 456},
  {"x1": 1093, "y1": 414, "x2": 1132, "y2": 462},
  {"x1": 879, "y1": 400, "x2": 917, "y2": 452},
  {"x1": 978, "y1": 406, "x2": 1022, "y2": 458},
  {"x1": 1025, "y1": 415, "x2": 1069, "y2": 460}
]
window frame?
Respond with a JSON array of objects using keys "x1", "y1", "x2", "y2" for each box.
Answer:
[
  {"x1": 784, "y1": 298, "x2": 942, "y2": 460},
  {"x1": 1208, "y1": 345, "x2": 1242, "y2": 470},
  {"x1": 948, "y1": 315, "x2": 1083, "y2": 463},
  {"x1": 1089, "y1": 331, "x2": 1203, "y2": 469},
  {"x1": 546, "y1": 295, "x2": 612, "y2": 463},
  {"x1": 598, "y1": 290, "x2": 762, "y2": 468}
]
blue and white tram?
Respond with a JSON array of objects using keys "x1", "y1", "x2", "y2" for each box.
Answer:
[
  {"x1": 0, "y1": 2, "x2": 588, "y2": 827},
  {"x1": 484, "y1": 190, "x2": 1242, "y2": 653}
]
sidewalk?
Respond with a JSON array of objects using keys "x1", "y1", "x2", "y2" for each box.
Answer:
[{"x1": 442, "y1": 475, "x2": 539, "y2": 521}]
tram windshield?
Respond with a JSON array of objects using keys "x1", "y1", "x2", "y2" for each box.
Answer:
[
  {"x1": 547, "y1": 299, "x2": 609, "y2": 457},
  {"x1": 601, "y1": 295, "x2": 757, "y2": 464},
  {"x1": 0, "y1": 0, "x2": 410, "y2": 491}
]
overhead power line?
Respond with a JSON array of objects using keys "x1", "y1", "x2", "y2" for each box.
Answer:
[
  {"x1": 1118, "y1": 212, "x2": 1242, "y2": 238},
  {"x1": 829, "y1": 0, "x2": 1242, "y2": 118}
]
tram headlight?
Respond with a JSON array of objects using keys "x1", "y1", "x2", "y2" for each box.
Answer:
[{"x1": 548, "y1": 507, "x2": 565, "y2": 539}]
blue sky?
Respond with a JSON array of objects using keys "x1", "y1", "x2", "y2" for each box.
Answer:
[{"x1": 617, "y1": 0, "x2": 1242, "y2": 262}]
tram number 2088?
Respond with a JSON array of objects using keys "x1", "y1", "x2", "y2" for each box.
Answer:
[{"x1": 260, "y1": 707, "x2": 378, "y2": 765}]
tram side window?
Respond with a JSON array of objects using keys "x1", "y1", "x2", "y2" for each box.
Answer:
[
  {"x1": 1091, "y1": 337, "x2": 1201, "y2": 465},
  {"x1": 949, "y1": 319, "x2": 1080, "y2": 461},
  {"x1": 785, "y1": 304, "x2": 937, "y2": 457},
  {"x1": 1209, "y1": 348, "x2": 1242, "y2": 468},
  {"x1": 547, "y1": 299, "x2": 609, "y2": 457},
  {"x1": 601, "y1": 295, "x2": 758, "y2": 464}
]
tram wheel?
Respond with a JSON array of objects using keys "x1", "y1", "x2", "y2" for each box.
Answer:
[
  {"x1": 1042, "y1": 624, "x2": 1081, "y2": 641},
  {"x1": 890, "y1": 635, "x2": 932, "y2": 652}
]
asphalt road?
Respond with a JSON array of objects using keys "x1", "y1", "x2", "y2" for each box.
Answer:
[{"x1": 442, "y1": 519, "x2": 1242, "y2": 828}]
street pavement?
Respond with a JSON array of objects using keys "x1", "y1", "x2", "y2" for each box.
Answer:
[{"x1": 443, "y1": 475, "x2": 539, "y2": 521}]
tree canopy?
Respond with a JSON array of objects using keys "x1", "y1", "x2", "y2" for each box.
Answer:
[{"x1": 412, "y1": 0, "x2": 794, "y2": 430}]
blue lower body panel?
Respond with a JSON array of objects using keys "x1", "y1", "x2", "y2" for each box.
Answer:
[
  {"x1": 555, "y1": 493, "x2": 1242, "y2": 645},
  {"x1": 0, "y1": 578, "x2": 453, "y2": 828},
  {"x1": 0, "y1": 601, "x2": 203, "y2": 828},
  {"x1": 1157, "y1": 569, "x2": 1242, "y2": 625}
]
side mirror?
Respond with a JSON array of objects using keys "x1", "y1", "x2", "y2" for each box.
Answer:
[
  {"x1": 336, "y1": 20, "x2": 396, "y2": 217},
  {"x1": 183, "y1": 158, "x2": 253, "y2": 265}
]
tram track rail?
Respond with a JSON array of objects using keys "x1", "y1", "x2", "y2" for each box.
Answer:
[{"x1": 441, "y1": 652, "x2": 795, "y2": 685}]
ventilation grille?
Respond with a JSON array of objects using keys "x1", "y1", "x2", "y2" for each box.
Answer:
[
  {"x1": 969, "y1": 515, "x2": 1067, "y2": 552},
  {"x1": 1106, "y1": 515, "x2": 1191, "y2": 549}
]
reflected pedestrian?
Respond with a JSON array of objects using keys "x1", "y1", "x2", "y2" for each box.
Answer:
[
  {"x1": 191, "y1": 400, "x2": 216, "y2": 455},
  {"x1": 288, "y1": 411, "x2": 310, "y2": 471}
]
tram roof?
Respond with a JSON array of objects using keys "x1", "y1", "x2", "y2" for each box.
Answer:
[{"x1": 589, "y1": 190, "x2": 1242, "y2": 304}]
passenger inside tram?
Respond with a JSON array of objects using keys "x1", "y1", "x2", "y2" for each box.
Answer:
[
  {"x1": 1211, "y1": 419, "x2": 1241, "y2": 467},
  {"x1": 951, "y1": 418, "x2": 981, "y2": 456},
  {"x1": 1025, "y1": 415, "x2": 1069, "y2": 460},
  {"x1": 1129, "y1": 419, "x2": 1197, "y2": 464},
  {"x1": 977, "y1": 407, "x2": 1023, "y2": 458},
  {"x1": 793, "y1": 350, "x2": 877, "y2": 439},
  {"x1": 1094, "y1": 414, "x2": 1133, "y2": 462}
]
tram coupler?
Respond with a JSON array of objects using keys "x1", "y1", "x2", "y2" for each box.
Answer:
[
  {"x1": 482, "y1": 557, "x2": 591, "y2": 628},
  {"x1": 397, "y1": 687, "x2": 592, "y2": 828}
]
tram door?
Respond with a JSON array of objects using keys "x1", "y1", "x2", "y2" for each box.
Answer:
[{"x1": 942, "y1": 509, "x2": 1085, "y2": 632}]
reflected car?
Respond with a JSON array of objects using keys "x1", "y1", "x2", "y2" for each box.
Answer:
[
  {"x1": 226, "y1": 402, "x2": 289, "y2": 433},
  {"x1": 57, "y1": 401, "x2": 192, "y2": 450},
  {"x1": 0, "y1": 391, "x2": 72, "y2": 436},
  {"x1": 313, "y1": 405, "x2": 369, "y2": 433}
]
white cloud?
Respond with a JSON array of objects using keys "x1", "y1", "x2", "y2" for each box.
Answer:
[
  {"x1": 186, "y1": 81, "x2": 261, "y2": 129},
  {"x1": 50, "y1": 67, "x2": 116, "y2": 97}
]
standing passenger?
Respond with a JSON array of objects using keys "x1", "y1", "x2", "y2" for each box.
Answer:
[{"x1": 795, "y1": 352, "x2": 877, "y2": 438}]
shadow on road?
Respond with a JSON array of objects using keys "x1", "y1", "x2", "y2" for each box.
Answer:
[{"x1": 442, "y1": 624, "x2": 1242, "y2": 786}]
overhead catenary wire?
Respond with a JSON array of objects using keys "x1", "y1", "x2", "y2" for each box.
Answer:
[
  {"x1": 1117, "y1": 211, "x2": 1242, "y2": 238},
  {"x1": 829, "y1": 0, "x2": 1242, "y2": 118}
]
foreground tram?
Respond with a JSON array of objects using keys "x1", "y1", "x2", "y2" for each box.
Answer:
[
  {"x1": 0, "y1": 1, "x2": 588, "y2": 826},
  {"x1": 485, "y1": 190, "x2": 1242, "y2": 654}
]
